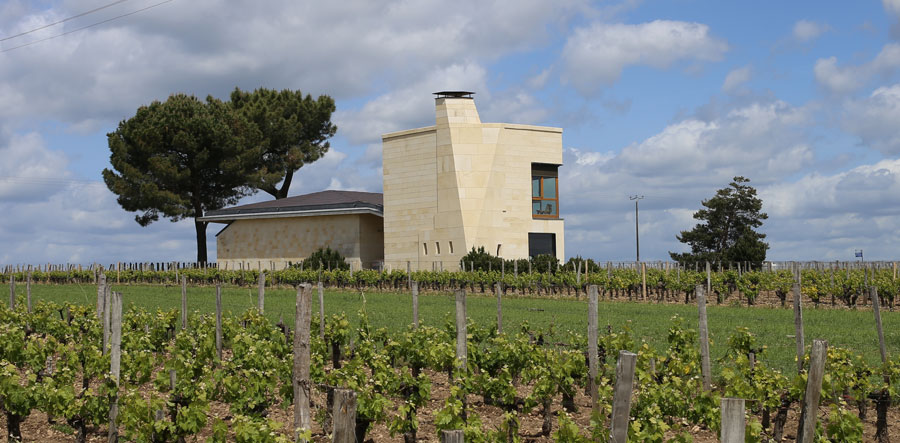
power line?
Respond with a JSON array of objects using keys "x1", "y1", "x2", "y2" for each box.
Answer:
[
  {"x1": 0, "y1": 0, "x2": 175, "y2": 53},
  {"x1": 0, "y1": 0, "x2": 131, "y2": 42}
]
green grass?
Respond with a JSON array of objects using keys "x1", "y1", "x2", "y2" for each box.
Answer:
[{"x1": 13, "y1": 282, "x2": 900, "y2": 374}]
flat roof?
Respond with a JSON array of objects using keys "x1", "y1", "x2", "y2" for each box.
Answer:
[{"x1": 199, "y1": 190, "x2": 383, "y2": 223}]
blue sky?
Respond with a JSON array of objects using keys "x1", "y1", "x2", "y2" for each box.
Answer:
[{"x1": 2, "y1": 0, "x2": 900, "y2": 265}]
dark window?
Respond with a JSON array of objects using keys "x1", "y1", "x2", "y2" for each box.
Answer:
[
  {"x1": 532, "y1": 163, "x2": 559, "y2": 218},
  {"x1": 528, "y1": 233, "x2": 556, "y2": 257}
]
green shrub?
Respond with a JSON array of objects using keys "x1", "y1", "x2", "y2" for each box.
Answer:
[{"x1": 299, "y1": 247, "x2": 349, "y2": 270}]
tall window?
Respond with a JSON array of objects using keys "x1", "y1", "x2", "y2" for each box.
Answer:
[{"x1": 532, "y1": 163, "x2": 559, "y2": 218}]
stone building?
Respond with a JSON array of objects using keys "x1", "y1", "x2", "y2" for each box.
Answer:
[
  {"x1": 203, "y1": 92, "x2": 564, "y2": 271},
  {"x1": 382, "y1": 91, "x2": 564, "y2": 271},
  {"x1": 200, "y1": 190, "x2": 383, "y2": 271}
]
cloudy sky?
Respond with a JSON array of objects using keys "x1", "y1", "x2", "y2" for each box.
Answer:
[{"x1": 2, "y1": 0, "x2": 900, "y2": 266}]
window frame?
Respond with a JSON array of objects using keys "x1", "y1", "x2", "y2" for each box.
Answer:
[{"x1": 532, "y1": 175, "x2": 559, "y2": 219}]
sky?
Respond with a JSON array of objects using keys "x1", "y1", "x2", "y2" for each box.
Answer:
[{"x1": 2, "y1": 0, "x2": 900, "y2": 266}]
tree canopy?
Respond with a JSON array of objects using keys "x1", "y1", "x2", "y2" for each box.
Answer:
[
  {"x1": 669, "y1": 176, "x2": 769, "y2": 267},
  {"x1": 103, "y1": 93, "x2": 263, "y2": 263},
  {"x1": 229, "y1": 87, "x2": 336, "y2": 199}
]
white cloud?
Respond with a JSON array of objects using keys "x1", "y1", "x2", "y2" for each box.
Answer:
[
  {"x1": 842, "y1": 84, "x2": 900, "y2": 155},
  {"x1": 814, "y1": 43, "x2": 900, "y2": 94},
  {"x1": 561, "y1": 20, "x2": 728, "y2": 95},
  {"x1": 885, "y1": 0, "x2": 900, "y2": 17},
  {"x1": 722, "y1": 66, "x2": 752, "y2": 93},
  {"x1": 0, "y1": 132, "x2": 70, "y2": 202},
  {"x1": 792, "y1": 20, "x2": 830, "y2": 42}
]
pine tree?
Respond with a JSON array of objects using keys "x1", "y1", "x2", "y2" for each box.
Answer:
[{"x1": 669, "y1": 176, "x2": 769, "y2": 267}]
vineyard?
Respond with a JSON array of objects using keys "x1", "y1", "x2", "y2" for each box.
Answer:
[
  {"x1": 2, "y1": 262, "x2": 899, "y2": 308},
  {"x1": 1, "y1": 270, "x2": 900, "y2": 442}
]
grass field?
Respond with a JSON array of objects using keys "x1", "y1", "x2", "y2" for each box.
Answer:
[{"x1": 14, "y1": 282, "x2": 900, "y2": 375}]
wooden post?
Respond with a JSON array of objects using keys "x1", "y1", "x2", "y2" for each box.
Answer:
[
  {"x1": 455, "y1": 289, "x2": 467, "y2": 371},
  {"x1": 495, "y1": 283, "x2": 502, "y2": 334},
  {"x1": 576, "y1": 261, "x2": 582, "y2": 287},
  {"x1": 411, "y1": 281, "x2": 419, "y2": 328},
  {"x1": 588, "y1": 285, "x2": 599, "y2": 414},
  {"x1": 180, "y1": 276, "x2": 187, "y2": 331},
  {"x1": 705, "y1": 261, "x2": 711, "y2": 294},
  {"x1": 318, "y1": 282, "x2": 325, "y2": 340},
  {"x1": 609, "y1": 351, "x2": 637, "y2": 443},
  {"x1": 108, "y1": 291, "x2": 122, "y2": 443},
  {"x1": 97, "y1": 273, "x2": 106, "y2": 320},
  {"x1": 257, "y1": 270, "x2": 265, "y2": 314},
  {"x1": 720, "y1": 398, "x2": 746, "y2": 443},
  {"x1": 215, "y1": 283, "x2": 222, "y2": 361},
  {"x1": 117, "y1": 262, "x2": 120, "y2": 284},
  {"x1": 513, "y1": 260, "x2": 517, "y2": 277},
  {"x1": 641, "y1": 262, "x2": 647, "y2": 299},
  {"x1": 8, "y1": 273, "x2": 14, "y2": 309},
  {"x1": 696, "y1": 284, "x2": 712, "y2": 391},
  {"x1": 332, "y1": 389, "x2": 357, "y2": 443},
  {"x1": 792, "y1": 283, "x2": 805, "y2": 374},
  {"x1": 440, "y1": 430, "x2": 464, "y2": 443},
  {"x1": 102, "y1": 284, "x2": 111, "y2": 355},
  {"x1": 797, "y1": 340, "x2": 828, "y2": 443},
  {"x1": 26, "y1": 266, "x2": 32, "y2": 314},
  {"x1": 293, "y1": 284, "x2": 312, "y2": 440},
  {"x1": 871, "y1": 287, "x2": 888, "y2": 365},
  {"x1": 407, "y1": 261, "x2": 412, "y2": 289}
]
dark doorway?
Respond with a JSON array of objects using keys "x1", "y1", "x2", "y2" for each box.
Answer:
[{"x1": 528, "y1": 233, "x2": 556, "y2": 257}]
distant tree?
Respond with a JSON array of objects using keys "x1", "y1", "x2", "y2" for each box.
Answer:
[
  {"x1": 103, "y1": 94, "x2": 262, "y2": 263},
  {"x1": 669, "y1": 176, "x2": 769, "y2": 268},
  {"x1": 229, "y1": 87, "x2": 337, "y2": 199},
  {"x1": 460, "y1": 246, "x2": 503, "y2": 271},
  {"x1": 302, "y1": 247, "x2": 350, "y2": 271}
]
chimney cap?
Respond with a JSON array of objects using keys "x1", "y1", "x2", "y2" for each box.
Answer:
[{"x1": 433, "y1": 91, "x2": 475, "y2": 99}]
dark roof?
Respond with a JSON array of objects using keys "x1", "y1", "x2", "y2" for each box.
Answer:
[
  {"x1": 433, "y1": 91, "x2": 475, "y2": 99},
  {"x1": 202, "y1": 190, "x2": 383, "y2": 220}
]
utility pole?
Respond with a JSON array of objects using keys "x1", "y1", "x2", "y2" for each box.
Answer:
[{"x1": 630, "y1": 195, "x2": 644, "y2": 262}]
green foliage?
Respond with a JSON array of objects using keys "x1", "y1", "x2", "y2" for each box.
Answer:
[
  {"x1": 103, "y1": 93, "x2": 263, "y2": 262},
  {"x1": 302, "y1": 247, "x2": 350, "y2": 271},
  {"x1": 670, "y1": 176, "x2": 769, "y2": 268},
  {"x1": 229, "y1": 87, "x2": 336, "y2": 199},
  {"x1": 531, "y1": 254, "x2": 560, "y2": 274},
  {"x1": 460, "y1": 246, "x2": 503, "y2": 271}
]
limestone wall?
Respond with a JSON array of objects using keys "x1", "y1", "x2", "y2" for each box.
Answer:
[
  {"x1": 215, "y1": 214, "x2": 384, "y2": 271},
  {"x1": 382, "y1": 97, "x2": 565, "y2": 271}
]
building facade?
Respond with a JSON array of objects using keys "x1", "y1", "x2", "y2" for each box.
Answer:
[
  {"x1": 382, "y1": 92, "x2": 564, "y2": 271},
  {"x1": 200, "y1": 191, "x2": 384, "y2": 271}
]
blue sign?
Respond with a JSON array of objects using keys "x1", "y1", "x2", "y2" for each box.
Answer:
[{"x1": 855, "y1": 251, "x2": 863, "y2": 258}]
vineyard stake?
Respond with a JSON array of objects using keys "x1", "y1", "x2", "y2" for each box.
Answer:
[
  {"x1": 215, "y1": 283, "x2": 222, "y2": 361},
  {"x1": 609, "y1": 351, "x2": 637, "y2": 443},
  {"x1": 97, "y1": 273, "x2": 106, "y2": 321},
  {"x1": 495, "y1": 282, "x2": 502, "y2": 334},
  {"x1": 455, "y1": 289, "x2": 467, "y2": 371},
  {"x1": 792, "y1": 283, "x2": 804, "y2": 374},
  {"x1": 103, "y1": 283, "x2": 112, "y2": 355},
  {"x1": 641, "y1": 262, "x2": 647, "y2": 300},
  {"x1": 696, "y1": 284, "x2": 712, "y2": 391},
  {"x1": 8, "y1": 273, "x2": 14, "y2": 309},
  {"x1": 26, "y1": 266, "x2": 31, "y2": 314},
  {"x1": 705, "y1": 261, "x2": 711, "y2": 295},
  {"x1": 332, "y1": 389, "x2": 357, "y2": 443},
  {"x1": 108, "y1": 291, "x2": 122, "y2": 443},
  {"x1": 175, "y1": 276, "x2": 184, "y2": 333},
  {"x1": 258, "y1": 270, "x2": 265, "y2": 314},
  {"x1": 294, "y1": 283, "x2": 313, "y2": 441},
  {"x1": 411, "y1": 281, "x2": 419, "y2": 328},
  {"x1": 588, "y1": 285, "x2": 599, "y2": 415},
  {"x1": 440, "y1": 430, "x2": 464, "y2": 443},
  {"x1": 318, "y1": 282, "x2": 325, "y2": 340},
  {"x1": 797, "y1": 340, "x2": 828, "y2": 443},
  {"x1": 720, "y1": 398, "x2": 746, "y2": 443},
  {"x1": 871, "y1": 287, "x2": 888, "y2": 365},
  {"x1": 407, "y1": 261, "x2": 411, "y2": 289}
]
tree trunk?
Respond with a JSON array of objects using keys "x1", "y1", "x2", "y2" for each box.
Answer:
[
  {"x1": 194, "y1": 219, "x2": 208, "y2": 263},
  {"x1": 6, "y1": 411, "x2": 23, "y2": 442},
  {"x1": 541, "y1": 397, "x2": 553, "y2": 436},
  {"x1": 276, "y1": 170, "x2": 294, "y2": 199},
  {"x1": 874, "y1": 391, "x2": 890, "y2": 443}
]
